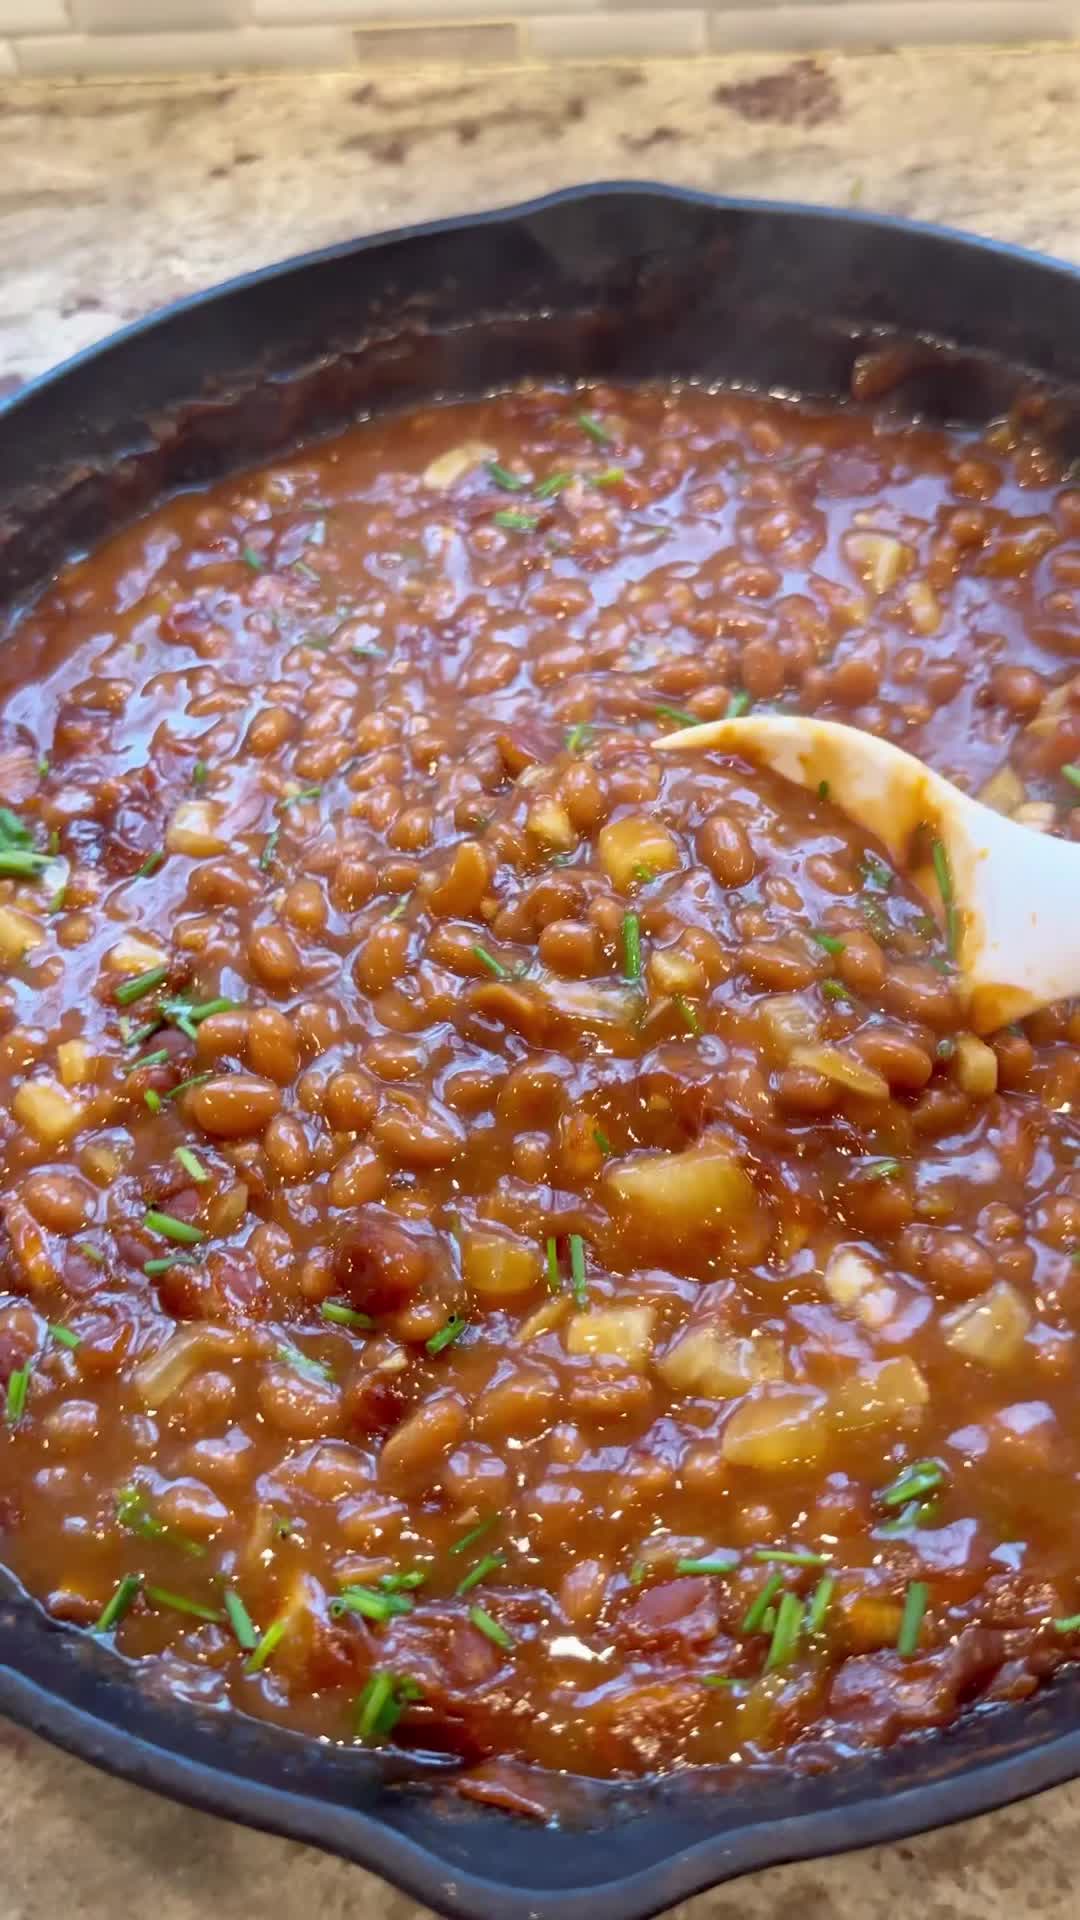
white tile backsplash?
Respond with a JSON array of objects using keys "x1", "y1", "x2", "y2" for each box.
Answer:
[
  {"x1": 72, "y1": 0, "x2": 249, "y2": 28},
  {"x1": 0, "y1": 0, "x2": 67, "y2": 28}
]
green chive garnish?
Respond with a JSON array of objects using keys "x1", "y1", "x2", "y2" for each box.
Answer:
[
  {"x1": 881, "y1": 1460, "x2": 945, "y2": 1509},
  {"x1": 5, "y1": 1363, "x2": 31, "y2": 1426},
  {"x1": 861, "y1": 852, "x2": 894, "y2": 892},
  {"x1": 621, "y1": 911, "x2": 642, "y2": 982},
  {"x1": 330, "y1": 1586, "x2": 414, "y2": 1623},
  {"x1": 116, "y1": 1485, "x2": 206, "y2": 1557},
  {"x1": 145, "y1": 1585, "x2": 225, "y2": 1624},
  {"x1": 450, "y1": 1518, "x2": 494, "y2": 1557},
  {"x1": 654, "y1": 704, "x2": 698, "y2": 728},
  {"x1": 224, "y1": 1590, "x2": 258, "y2": 1651},
  {"x1": 353, "y1": 1670, "x2": 422, "y2": 1743},
  {"x1": 765, "y1": 1591, "x2": 804, "y2": 1671},
  {"x1": 930, "y1": 836, "x2": 958, "y2": 955},
  {"x1": 77, "y1": 1243, "x2": 106, "y2": 1265},
  {"x1": 493, "y1": 510, "x2": 538, "y2": 532},
  {"x1": 93, "y1": 1573, "x2": 142, "y2": 1634},
  {"x1": 260, "y1": 826, "x2": 280, "y2": 871},
  {"x1": 806, "y1": 1574, "x2": 835, "y2": 1634},
  {"x1": 0, "y1": 807, "x2": 47, "y2": 878},
  {"x1": 1054, "y1": 1612, "x2": 1080, "y2": 1632},
  {"x1": 535, "y1": 470, "x2": 574, "y2": 498},
  {"x1": 468, "y1": 1603, "x2": 513, "y2": 1649},
  {"x1": 821, "y1": 979, "x2": 849, "y2": 1001},
  {"x1": 577, "y1": 412, "x2": 612, "y2": 444},
  {"x1": 897, "y1": 1580, "x2": 929, "y2": 1656},
  {"x1": 726, "y1": 689, "x2": 752, "y2": 718},
  {"x1": 379, "y1": 1570, "x2": 426, "y2": 1593},
  {"x1": 675, "y1": 1555, "x2": 739, "y2": 1576},
  {"x1": 742, "y1": 1573, "x2": 784, "y2": 1634},
  {"x1": 471, "y1": 944, "x2": 510, "y2": 980},
  {"x1": 701, "y1": 1674, "x2": 738, "y2": 1689},
  {"x1": 165, "y1": 1072, "x2": 213, "y2": 1101},
  {"x1": 48, "y1": 1323, "x2": 81, "y2": 1351},
  {"x1": 320, "y1": 1300, "x2": 375, "y2": 1330},
  {"x1": 565, "y1": 722, "x2": 593, "y2": 755},
  {"x1": 192, "y1": 761, "x2": 209, "y2": 787},
  {"x1": 241, "y1": 545, "x2": 264, "y2": 570},
  {"x1": 858, "y1": 1157, "x2": 902, "y2": 1180},
  {"x1": 568, "y1": 1233, "x2": 587, "y2": 1306},
  {"x1": 143, "y1": 1254, "x2": 197, "y2": 1276},
  {"x1": 125, "y1": 1048, "x2": 170, "y2": 1076},
  {"x1": 135, "y1": 851, "x2": 164, "y2": 879},
  {"x1": 455, "y1": 1553, "x2": 505, "y2": 1596},
  {"x1": 115, "y1": 965, "x2": 168, "y2": 1006},
  {"x1": 1063, "y1": 764, "x2": 1080, "y2": 791},
  {"x1": 590, "y1": 466, "x2": 624, "y2": 488},
  {"x1": 811, "y1": 931, "x2": 846, "y2": 955},
  {"x1": 426, "y1": 1314, "x2": 468, "y2": 1356},
  {"x1": 545, "y1": 1234, "x2": 560, "y2": 1292},
  {"x1": 144, "y1": 1090, "x2": 162, "y2": 1114},
  {"x1": 245, "y1": 1614, "x2": 289, "y2": 1673},
  {"x1": 673, "y1": 994, "x2": 700, "y2": 1035},
  {"x1": 487, "y1": 461, "x2": 527, "y2": 492},
  {"x1": 275, "y1": 1342, "x2": 332, "y2": 1384},
  {"x1": 593, "y1": 1126, "x2": 612, "y2": 1154},
  {"x1": 752, "y1": 1548, "x2": 828, "y2": 1567},
  {"x1": 144, "y1": 1210, "x2": 206, "y2": 1246},
  {"x1": 174, "y1": 1146, "x2": 209, "y2": 1184}
]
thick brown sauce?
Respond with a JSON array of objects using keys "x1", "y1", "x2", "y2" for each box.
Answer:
[{"x1": 1, "y1": 381, "x2": 1080, "y2": 1783}]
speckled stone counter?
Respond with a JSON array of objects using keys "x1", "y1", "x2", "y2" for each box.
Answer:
[{"x1": 4, "y1": 39, "x2": 1080, "y2": 1920}]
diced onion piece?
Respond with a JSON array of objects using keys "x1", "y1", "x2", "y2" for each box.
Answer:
[
  {"x1": 758, "y1": 993, "x2": 820, "y2": 1061},
  {"x1": 132, "y1": 1324, "x2": 243, "y2": 1407},
  {"x1": 657, "y1": 1325, "x2": 784, "y2": 1398},
  {"x1": 166, "y1": 799, "x2": 228, "y2": 857},
  {"x1": 422, "y1": 441, "x2": 496, "y2": 490},
  {"x1": 977, "y1": 764, "x2": 1026, "y2": 815},
  {"x1": 903, "y1": 579, "x2": 942, "y2": 635},
  {"x1": 823, "y1": 1246, "x2": 897, "y2": 1330},
  {"x1": 789, "y1": 1044, "x2": 889, "y2": 1101},
  {"x1": 952, "y1": 1032, "x2": 998, "y2": 1098},
  {"x1": 540, "y1": 978, "x2": 642, "y2": 1027},
  {"x1": 462, "y1": 1229, "x2": 541, "y2": 1301},
  {"x1": 57, "y1": 1039, "x2": 92, "y2": 1088},
  {"x1": 105, "y1": 934, "x2": 168, "y2": 974},
  {"x1": 596, "y1": 816, "x2": 681, "y2": 892},
  {"x1": 604, "y1": 1137, "x2": 758, "y2": 1252},
  {"x1": 519, "y1": 1297, "x2": 570, "y2": 1342},
  {"x1": 565, "y1": 1305, "x2": 655, "y2": 1369},
  {"x1": 843, "y1": 531, "x2": 914, "y2": 596},
  {"x1": 944, "y1": 1280, "x2": 1032, "y2": 1369},
  {"x1": 80, "y1": 1139, "x2": 124, "y2": 1186},
  {"x1": 648, "y1": 948, "x2": 706, "y2": 997},
  {"x1": 526, "y1": 798, "x2": 577, "y2": 852},
  {"x1": 1012, "y1": 802, "x2": 1057, "y2": 834},
  {"x1": 829, "y1": 1356, "x2": 929, "y2": 1432},
  {"x1": 13, "y1": 1077, "x2": 86, "y2": 1146},
  {"x1": 0, "y1": 906, "x2": 45, "y2": 962},
  {"x1": 722, "y1": 1384, "x2": 829, "y2": 1470}
]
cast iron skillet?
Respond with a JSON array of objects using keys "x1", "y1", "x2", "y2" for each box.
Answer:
[{"x1": 3, "y1": 184, "x2": 1080, "y2": 1919}]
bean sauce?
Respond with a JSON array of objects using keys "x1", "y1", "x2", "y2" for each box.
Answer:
[{"x1": 2, "y1": 381, "x2": 1080, "y2": 1780}]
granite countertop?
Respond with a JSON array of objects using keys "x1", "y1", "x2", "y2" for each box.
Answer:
[{"x1": 4, "y1": 38, "x2": 1080, "y2": 1920}]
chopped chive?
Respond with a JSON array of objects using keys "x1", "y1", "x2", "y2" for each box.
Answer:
[
  {"x1": 224, "y1": 1589, "x2": 258, "y2": 1650},
  {"x1": 1063, "y1": 764, "x2": 1080, "y2": 791},
  {"x1": 487, "y1": 461, "x2": 527, "y2": 492},
  {"x1": 654, "y1": 704, "x2": 698, "y2": 728},
  {"x1": 77, "y1": 1243, "x2": 106, "y2": 1266},
  {"x1": 163, "y1": 996, "x2": 236, "y2": 1035},
  {"x1": 675, "y1": 1555, "x2": 739, "y2": 1576},
  {"x1": 590, "y1": 466, "x2": 625, "y2": 488},
  {"x1": 935, "y1": 1035, "x2": 956, "y2": 1060},
  {"x1": 174, "y1": 1146, "x2": 209, "y2": 1185},
  {"x1": 471, "y1": 944, "x2": 511, "y2": 980},
  {"x1": 622, "y1": 911, "x2": 642, "y2": 982},
  {"x1": 320, "y1": 1300, "x2": 375, "y2": 1330},
  {"x1": 385, "y1": 894, "x2": 411, "y2": 922},
  {"x1": 861, "y1": 852, "x2": 894, "y2": 892},
  {"x1": 275, "y1": 1341, "x2": 333, "y2": 1384},
  {"x1": 426, "y1": 1314, "x2": 469, "y2": 1356},
  {"x1": 48, "y1": 1323, "x2": 81, "y2": 1351},
  {"x1": 241, "y1": 545, "x2": 264, "y2": 571},
  {"x1": 821, "y1": 978, "x2": 849, "y2": 1001},
  {"x1": 881, "y1": 1459, "x2": 945, "y2": 1508},
  {"x1": 352, "y1": 639, "x2": 387, "y2": 658},
  {"x1": 145, "y1": 1585, "x2": 225, "y2": 1624},
  {"x1": 629, "y1": 1560, "x2": 647, "y2": 1586},
  {"x1": 115, "y1": 965, "x2": 168, "y2": 1006},
  {"x1": 1054, "y1": 1612, "x2": 1080, "y2": 1632},
  {"x1": 280, "y1": 783, "x2": 322, "y2": 809},
  {"x1": 879, "y1": 1499, "x2": 939, "y2": 1536},
  {"x1": 535, "y1": 470, "x2": 575, "y2": 498},
  {"x1": 353, "y1": 1670, "x2": 422, "y2": 1743},
  {"x1": 144, "y1": 1089, "x2": 162, "y2": 1113},
  {"x1": 144, "y1": 1209, "x2": 206, "y2": 1247},
  {"x1": 858, "y1": 1157, "x2": 902, "y2": 1181},
  {"x1": 632, "y1": 862, "x2": 656, "y2": 883},
  {"x1": 565, "y1": 722, "x2": 593, "y2": 755},
  {"x1": 811, "y1": 931, "x2": 846, "y2": 955},
  {"x1": 259, "y1": 826, "x2": 280, "y2": 871},
  {"x1": 245, "y1": 1613, "x2": 289, "y2": 1673},
  {"x1": 930, "y1": 836, "x2": 958, "y2": 955},
  {"x1": 116, "y1": 1484, "x2": 205, "y2": 1558},
  {"x1": 5, "y1": 1363, "x2": 31, "y2": 1426},
  {"x1": 752, "y1": 1548, "x2": 828, "y2": 1567},
  {"x1": 293, "y1": 558, "x2": 320, "y2": 583},
  {"x1": 493, "y1": 510, "x2": 538, "y2": 532},
  {"x1": 726, "y1": 689, "x2": 752, "y2": 719},
  {"x1": 701, "y1": 1674, "x2": 738, "y2": 1689},
  {"x1": 379, "y1": 1570, "x2": 427, "y2": 1593},
  {"x1": 545, "y1": 1234, "x2": 561, "y2": 1293},
  {"x1": 192, "y1": 760, "x2": 209, "y2": 788},
  {"x1": 135, "y1": 851, "x2": 164, "y2": 879},
  {"x1": 765, "y1": 1591, "x2": 804, "y2": 1671},
  {"x1": 897, "y1": 1580, "x2": 929, "y2": 1656},
  {"x1": 165, "y1": 1072, "x2": 213, "y2": 1102},
  {"x1": 673, "y1": 994, "x2": 700, "y2": 1035},
  {"x1": 806, "y1": 1574, "x2": 835, "y2": 1634},
  {"x1": 861, "y1": 896, "x2": 891, "y2": 943},
  {"x1": 593, "y1": 1126, "x2": 612, "y2": 1155},
  {"x1": 125, "y1": 1048, "x2": 170, "y2": 1076},
  {"x1": 143, "y1": 1253, "x2": 198, "y2": 1276},
  {"x1": 817, "y1": 779, "x2": 831, "y2": 801},
  {"x1": 468, "y1": 1603, "x2": 513, "y2": 1649},
  {"x1": 568, "y1": 1233, "x2": 588, "y2": 1306},
  {"x1": 450, "y1": 1518, "x2": 495, "y2": 1557},
  {"x1": 742, "y1": 1572, "x2": 784, "y2": 1634},
  {"x1": 455, "y1": 1553, "x2": 505, "y2": 1596},
  {"x1": 0, "y1": 849, "x2": 48, "y2": 878},
  {"x1": 330, "y1": 1586, "x2": 415, "y2": 1623},
  {"x1": 577, "y1": 411, "x2": 612, "y2": 445},
  {"x1": 93, "y1": 1573, "x2": 142, "y2": 1634}
]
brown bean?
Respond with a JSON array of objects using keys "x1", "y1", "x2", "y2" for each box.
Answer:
[
  {"x1": 699, "y1": 813, "x2": 756, "y2": 887},
  {"x1": 372, "y1": 1096, "x2": 465, "y2": 1169},
  {"x1": 354, "y1": 920, "x2": 410, "y2": 994},
  {"x1": 328, "y1": 1143, "x2": 388, "y2": 1208},
  {"x1": 22, "y1": 1170, "x2": 93, "y2": 1235},
  {"x1": 246, "y1": 1006, "x2": 301, "y2": 1084},
  {"x1": 378, "y1": 1393, "x2": 467, "y2": 1493},
  {"x1": 851, "y1": 1024, "x2": 934, "y2": 1089},
  {"x1": 880, "y1": 963, "x2": 960, "y2": 1029},
  {"x1": 189, "y1": 1073, "x2": 281, "y2": 1138},
  {"x1": 248, "y1": 923, "x2": 303, "y2": 990}
]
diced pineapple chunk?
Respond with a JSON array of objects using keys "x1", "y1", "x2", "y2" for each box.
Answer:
[
  {"x1": 13, "y1": 1076, "x2": 86, "y2": 1146},
  {"x1": 604, "y1": 1137, "x2": 759, "y2": 1252},
  {"x1": 166, "y1": 800, "x2": 228, "y2": 857},
  {"x1": 823, "y1": 1245, "x2": 897, "y2": 1330},
  {"x1": 829, "y1": 1356, "x2": 929, "y2": 1432},
  {"x1": 462, "y1": 1229, "x2": 541, "y2": 1300},
  {"x1": 105, "y1": 934, "x2": 167, "y2": 974},
  {"x1": 722, "y1": 1385, "x2": 829, "y2": 1470},
  {"x1": 952, "y1": 1033, "x2": 998, "y2": 1098},
  {"x1": 596, "y1": 815, "x2": 681, "y2": 892},
  {"x1": 977, "y1": 764, "x2": 1026, "y2": 816},
  {"x1": 843, "y1": 531, "x2": 913, "y2": 597},
  {"x1": 565, "y1": 1305, "x2": 654, "y2": 1369},
  {"x1": 133, "y1": 1324, "x2": 243, "y2": 1406},
  {"x1": 519, "y1": 1296, "x2": 570, "y2": 1342},
  {"x1": 944, "y1": 1281, "x2": 1032, "y2": 1369},
  {"x1": 0, "y1": 905, "x2": 45, "y2": 962},
  {"x1": 526, "y1": 797, "x2": 577, "y2": 852},
  {"x1": 658, "y1": 1325, "x2": 784, "y2": 1398},
  {"x1": 789, "y1": 1044, "x2": 889, "y2": 1101},
  {"x1": 57, "y1": 1039, "x2": 92, "y2": 1088},
  {"x1": 421, "y1": 441, "x2": 495, "y2": 490},
  {"x1": 648, "y1": 947, "x2": 706, "y2": 998},
  {"x1": 758, "y1": 994, "x2": 820, "y2": 1061}
]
